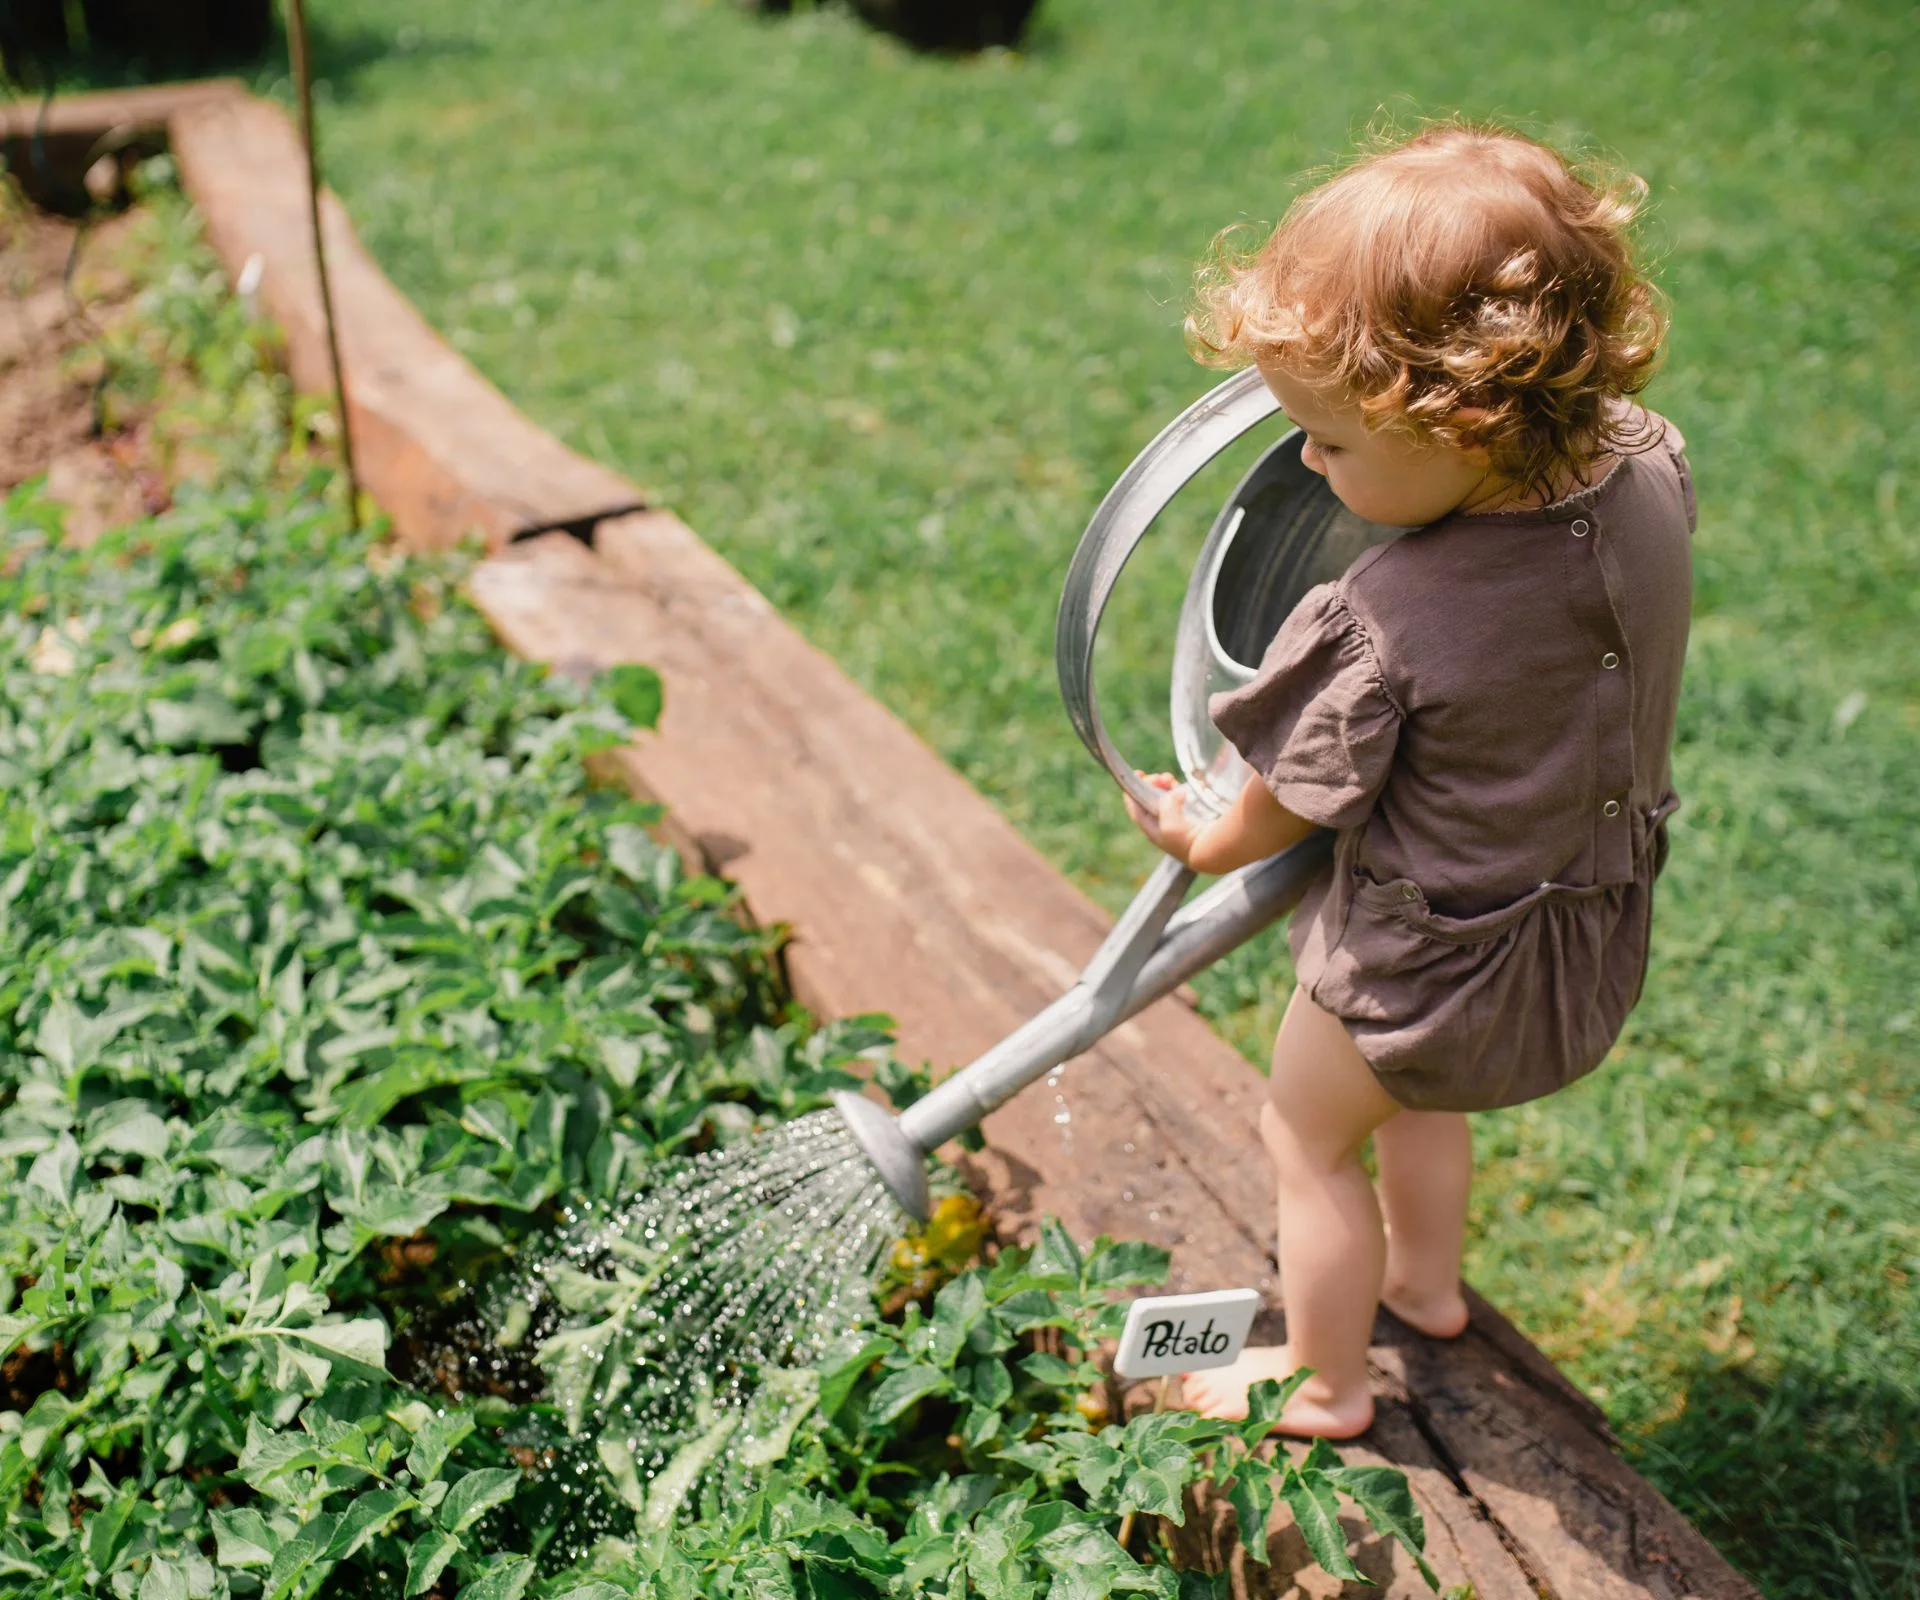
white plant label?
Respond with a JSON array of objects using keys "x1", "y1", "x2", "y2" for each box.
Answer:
[{"x1": 1113, "y1": 1287, "x2": 1261, "y2": 1380}]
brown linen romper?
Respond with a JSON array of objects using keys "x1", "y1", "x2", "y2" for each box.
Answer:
[{"x1": 1209, "y1": 408, "x2": 1696, "y2": 1112}]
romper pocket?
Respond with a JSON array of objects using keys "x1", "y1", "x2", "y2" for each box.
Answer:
[{"x1": 1352, "y1": 867, "x2": 1608, "y2": 946}]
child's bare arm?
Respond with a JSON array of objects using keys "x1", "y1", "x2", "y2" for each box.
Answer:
[{"x1": 1125, "y1": 770, "x2": 1319, "y2": 875}]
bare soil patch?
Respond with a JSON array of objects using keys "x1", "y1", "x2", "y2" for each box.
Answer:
[{"x1": 0, "y1": 181, "x2": 165, "y2": 539}]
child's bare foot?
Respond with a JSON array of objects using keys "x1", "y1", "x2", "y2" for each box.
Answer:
[
  {"x1": 1380, "y1": 1278, "x2": 1470, "y2": 1340},
  {"x1": 1179, "y1": 1346, "x2": 1374, "y2": 1439}
]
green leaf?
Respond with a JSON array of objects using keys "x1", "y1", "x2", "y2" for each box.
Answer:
[
  {"x1": 733, "y1": 1549, "x2": 798, "y2": 1600},
  {"x1": 348, "y1": 1185, "x2": 453, "y2": 1237},
  {"x1": 1033, "y1": 1218, "x2": 1085, "y2": 1282},
  {"x1": 326, "y1": 1488, "x2": 413, "y2": 1562},
  {"x1": 1019, "y1": 1351, "x2": 1081, "y2": 1387},
  {"x1": 932, "y1": 1272, "x2": 989, "y2": 1367},
  {"x1": 406, "y1": 1409, "x2": 476, "y2": 1484},
  {"x1": 960, "y1": 1403, "x2": 1002, "y2": 1449},
  {"x1": 970, "y1": 1358, "x2": 1015, "y2": 1410},
  {"x1": 597, "y1": 1435, "x2": 647, "y2": 1512},
  {"x1": 1324, "y1": 1463, "x2": 1438, "y2": 1586},
  {"x1": 1117, "y1": 1438, "x2": 1195, "y2": 1523},
  {"x1": 1240, "y1": 1372, "x2": 1312, "y2": 1448},
  {"x1": 138, "y1": 1558, "x2": 188, "y2": 1600},
  {"x1": 438, "y1": 1466, "x2": 522, "y2": 1533},
  {"x1": 148, "y1": 693, "x2": 256, "y2": 747},
  {"x1": 737, "y1": 1366, "x2": 819, "y2": 1469},
  {"x1": 1282, "y1": 1469, "x2": 1363, "y2": 1582},
  {"x1": 88, "y1": 1103, "x2": 171, "y2": 1160},
  {"x1": 27, "y1": 1134, "x2": 80, "y2": 1206},
  {"x1": 1031, "y1": 1521, "x2": 1163, "y2": 1596},
  {"x1": 460, "y1": 1557, "x2": 537, "y2": 1600},
  {"x1": 1225, "y1": 1457, "x2": 1276, "y2": 1564},
  {"x1": 237, "y1": 1419, "x2": 327, "y2": 1487},
  {"x1": 1083, "y1": 1238, "x2": 1172, "y2": 1288},
  {"x1": 84, "y1": 1490, "x2": 140, "y2": 1573},
  {"x1": 604, "y1": 663, "x2": 665, "y2": 729},
  {"x1": 287, "y1": 1316, "x2": 390, "y2": 1377},
  {"x1": 211, "y1": 1507, "x2": 279, "y2": 1567},
  {"x1": 868, "y1": 1363, "x2": 951, "y2": 1424},
  {"x1": 896, "y1": 1533, "x2": 963, "y2": 1591},
  {"x1": 643, "y1": 1414, "x2": 738, "y2": 1531},
  {"x1": 817, "y1": 1335, "x2": 891, "y2": 1419},
  {"x1": 263, "y1": 1526, "x2": 330, "y2": 1599},
  {"x1": 1051, "y1": 1433, "x2": 1125, "y2": 1502},
  {"x1": 19, "y1": 1390, "x2": 75, "y2": 1462},
  {"x1": 992, "y1": 1440, "x2": 1059, "y2": 1475},
  {"x1": 405, "y1": 1528, "x2": 462, "y2": 1597},
  {"x1": 188, "y1": 1117, "x2": 281, "y2": 1175}
]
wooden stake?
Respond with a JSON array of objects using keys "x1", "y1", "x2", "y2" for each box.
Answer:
[{"x1": 284, "y1": 0, "x2": 361, "y2": 531}]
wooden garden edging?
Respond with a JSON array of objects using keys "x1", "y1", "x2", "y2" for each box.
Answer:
[{"x1": 19, "y1": 81, "x2": 1761, "y2": 1600}]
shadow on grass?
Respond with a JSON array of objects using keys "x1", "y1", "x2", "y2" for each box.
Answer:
[
  {"x1": 302, "y1": 18, "x2": 483, "y2": 102},
  {"x1": 0, "y1": 12, "x2": 477, "y2": 105},
  {"x1": 1637, "y1": 1353, "x2": 1918, "y2": 1600}
]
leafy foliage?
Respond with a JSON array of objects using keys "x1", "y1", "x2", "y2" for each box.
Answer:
[{"x1": 0, "y1": 192, "x2": 888, "y2": 1596}]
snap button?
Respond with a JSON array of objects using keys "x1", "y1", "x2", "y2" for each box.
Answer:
[
  {"x1": 1399, "y1": 883, "x2": 1420, "y2": 902},
  {"x1": 1571, "y1": 519, "x2": 1591, "y2": 537},
  {"x1": 1602, "y1": 651, "x2": 1620, "y2": 669},
  {"x1": 1602, "y1": 799, "x2": 1621, "y2": 818}
]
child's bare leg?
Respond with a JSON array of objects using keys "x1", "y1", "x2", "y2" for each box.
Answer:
[
  {"x1": 1181, "y1": 986, "x2": 1400, "y2": 1438},
  {"x1": 1375, "y1": 1110, "x2": 1472, "y2": 1339}
]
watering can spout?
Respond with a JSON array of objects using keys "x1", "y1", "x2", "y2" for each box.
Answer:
[
  {"x1": 832, "y1": 1088, "x2": 933, "y2": 1224},
  {"x1": 831, "y1": 835, "x2": 1332, "y2": 1223}
]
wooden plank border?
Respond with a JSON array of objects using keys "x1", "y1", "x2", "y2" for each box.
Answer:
[
  {"x1": 1, "y1": 79, "x2": 243, "y2": 212},
  {"x1": 13, "y1": 82, "x2": 1762, "y2": 1600}
]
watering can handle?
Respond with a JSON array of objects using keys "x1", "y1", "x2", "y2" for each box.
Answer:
[{"x1": 1055, "y1": 367, "x2": 1283, "y2": 814}]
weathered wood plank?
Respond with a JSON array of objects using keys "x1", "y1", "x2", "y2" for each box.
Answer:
[
  {"x1": 0, "y1": 79, "x2": 243, "y2": 141},
  {"x1": 1375, "y1": 1314, "x2": 1759, "y2": 1599},
  {"x1": 1, "y1": 80, "x2": 244, "y2": 212}
]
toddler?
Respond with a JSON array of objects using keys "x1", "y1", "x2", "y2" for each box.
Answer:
[{"x1": 1126, "y1": 122, "x2": 1693, "y2": 1438}]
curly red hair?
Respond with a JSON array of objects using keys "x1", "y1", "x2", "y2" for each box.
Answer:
[{"x1": 1188, "y1": 121, "x2": 1668, "y2": 500}]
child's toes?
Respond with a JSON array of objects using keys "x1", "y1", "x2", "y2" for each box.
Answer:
[{"x1": 1178, "y1": 1366, "x2": 1250, "y2": 1420}]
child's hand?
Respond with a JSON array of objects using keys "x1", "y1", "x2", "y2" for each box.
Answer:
[{"x1": 1125, "y1": 771, "x2": 1204, "y2": 865}]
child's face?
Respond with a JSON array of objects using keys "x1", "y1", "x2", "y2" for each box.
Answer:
[{"x1": 1259, "y1": 361, "x2": 1494, "y2": 529}]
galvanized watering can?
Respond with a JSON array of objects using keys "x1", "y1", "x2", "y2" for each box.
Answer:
[{"x1": 834, "y1": 368, "x2": 1400, "y2": 1220}]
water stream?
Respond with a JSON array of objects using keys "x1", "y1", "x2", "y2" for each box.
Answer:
[{"x1": 490, "y1": 1108, "x2": 905, "y2": 1533}]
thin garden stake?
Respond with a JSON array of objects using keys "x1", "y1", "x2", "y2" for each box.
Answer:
[{"x1": 285, "y1": 0, "x2": 361, "y2": 531}]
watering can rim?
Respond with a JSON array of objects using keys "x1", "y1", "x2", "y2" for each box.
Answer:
[{"x1": 1058, "y1": 366, "x2": 1391, "y2": 821}]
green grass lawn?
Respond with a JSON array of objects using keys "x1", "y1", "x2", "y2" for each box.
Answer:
[{"x1": 136, "y1": 0, "x2": 1920, "y2": 1591}]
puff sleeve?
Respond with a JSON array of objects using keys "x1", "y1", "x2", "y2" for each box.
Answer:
[{"x1": 1207, "y1": 583, "x2": 1402, "y2": 832}]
